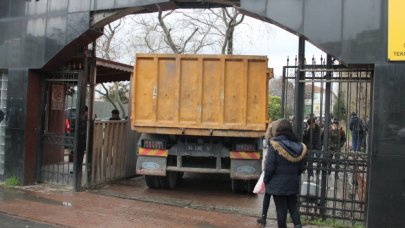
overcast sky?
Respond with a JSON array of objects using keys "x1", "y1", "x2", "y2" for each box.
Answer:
[
  {"x1": 233, "y1": 16, "x2": 325, "y2": 77},
  {"x1": 112, "y1": 11, "x2": 325, "y2": 77}
]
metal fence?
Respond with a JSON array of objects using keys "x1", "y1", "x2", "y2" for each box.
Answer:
[
  {"x1": 39, "y1": 71, "x2": 81, "y2": 187},
  {"x1": 281, "y1": 56, "x2": 373, "y2": 224},
  {"x1": 38, "y1": 67, "x2": 139, "y2": 190}
]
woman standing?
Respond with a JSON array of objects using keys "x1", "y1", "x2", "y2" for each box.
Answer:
[
  {"x1": 257, "y1": 120, "x2": 281, "y2": 226},
  {"x1": 263, "y1": 119, "x2": 307, "y2": 228}
]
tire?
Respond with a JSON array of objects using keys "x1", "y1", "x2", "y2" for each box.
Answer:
[
  {"x1": 231, "y1": 179, "x2": 244, "y2": 193},
  {"x1": 247, "y1": 180, "x2": 257, "y2": 194},
  {"x1": 159, "y1": 171, "x2": 178, "y2": 189},
  {"x1": 145, "y1": 175, "x2": 160, "y2": 189},
  {"x1": 176, "y1": 172, "x2": 185, "y2": 184},
  {"x1": 232, "y1": 179, "x2": 257, "y2": 194}
]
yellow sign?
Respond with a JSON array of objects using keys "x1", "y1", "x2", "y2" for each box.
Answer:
[{"x1": 388, "y1": 0, "x2": 405, "y2": 61}]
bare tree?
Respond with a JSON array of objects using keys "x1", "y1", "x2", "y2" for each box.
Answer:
[
  {"x1": 158, "y1": 9, "x2": 198, "y2": 53},
  {"x1": 96, "y1": 19, "x2": 130, "y2": 117},
  {"x1": 97, "y1": 19, "x2": 123, "y2": 60},
  {"x1": 95, "y1": 82, "x2": 129, "y2": 117},
  {"x1": 209, "y1": 8, "x2": 244, "y2": 54},
  {"x1": 126, "y1": 7, "x2": 245, "y2": 55},
  {"x1": 127, "y1": 10, "x2": 214, "y2": 54}
]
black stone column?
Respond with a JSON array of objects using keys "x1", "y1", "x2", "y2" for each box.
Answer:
[
  {"x1": 4, "y1": 69, "x2": 28, "y2": 184},
  {"x1": 367, "y1": 63, "x2": 405, "y2": 227}
]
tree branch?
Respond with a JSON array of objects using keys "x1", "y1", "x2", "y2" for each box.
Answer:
[
  {"x1": 162, "y1": 10, "x2": 175, "y2": 19},
  {"x1": 180, "y1": 28, "x2": 199, "y2": 53},
  {"x1": 234, "y1": 13, "x2": 245, "y2": 26},
  {"x1": 182, "y1": 11, "x2": 225, "y2": 36},
  {"x1": 158, "y1": 10, "x2": 179, "y2": 53},
  {"x1": 221, "y1": 8, "x2": 229, "y2": 26},
  {"x1": 224, "y1": 8, "x2": 233, "y2": 19},
  {"x1": 95, "y1": 84, "x2": 117, "y2": 111}
]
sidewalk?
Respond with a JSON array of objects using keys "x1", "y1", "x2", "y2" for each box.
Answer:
[{"x1": 0, "y1": 184, "x2": 330, "y2": 228}]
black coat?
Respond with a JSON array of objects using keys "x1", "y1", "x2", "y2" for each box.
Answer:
[
  {"x1": 303, "y1": 124, "x2": 321, "y2": 149},
  {"x1": 349, "y1": 116, "x2": 364, "y2": 135},
  {"x1": 0, "y1": 110, "x2": 4, "y2": 123},
  {"x1": 264, "y1": 135, "x2": 307, "y2": 196}
]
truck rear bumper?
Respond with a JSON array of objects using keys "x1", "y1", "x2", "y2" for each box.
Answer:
[
  {"x1": 166, "y1": 166, "x2": 230, "y2": 174},
  {"x1": 137, "y1": 156, "x2": 260, "y2": 180}
]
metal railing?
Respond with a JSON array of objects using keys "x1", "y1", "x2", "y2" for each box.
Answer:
[{"x1": 280, "y1": 57, "x2": 372, "y2": 224}]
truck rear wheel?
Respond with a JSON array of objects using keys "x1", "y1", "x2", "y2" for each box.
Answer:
[
  {"x1": 231, "y1": 179, "x2": 258, "y2": 194},
  {"x1": 231, "y1": 179, "x2": 244, "y2": 193},
  {"x1": 247, "y1": 180, "x2": 257, "y2": 194},
  {"x1": 145, "y1": 175, "x2": 161, "y2": 189},
  {"x1": 159, "y1": 171, "x2": 178, "y2": 189}
]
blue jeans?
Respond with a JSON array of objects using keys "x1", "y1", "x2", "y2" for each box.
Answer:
[{"x1": 352, "y1": 132, "x2": 363, "y2": 151}]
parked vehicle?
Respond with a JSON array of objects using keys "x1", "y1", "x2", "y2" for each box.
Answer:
[
  {"x1": 131, "y1": 54, "x2": 272, "y2": 193},
  {"x1": 65, "y1": 108, "x2": 77, "y2": 136}
]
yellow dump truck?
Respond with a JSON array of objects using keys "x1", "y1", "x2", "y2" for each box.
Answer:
[{"x1": 131, "y1": 53, "x2": 271, "y2": 193}]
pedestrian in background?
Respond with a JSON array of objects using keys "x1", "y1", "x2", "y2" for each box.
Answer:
[
  {"x1": 257, "y1": 119, "x2": 281, "y2": 226},
  {"x1": 364, "y1": 117, "x2": 370, "y2": 152},
  {"x1": 263, "y1": 119, "x2": 307, "y2": 228},
  {"x1": 303, "y1": 117, "x2": 321, "y2": 178},
  {"x1": 76, "y1": 105, "x2": 88, "y2": 187},
  {"x1": 109, "y1": 109, "x2": 121, "y2": 120},
  {"x1": 324, "y1": 118, "x2": 346, "y2": 176},
  {"x1": 0, "y1": 109, "x2": 4, "y2": 123},
  {"x1": 349, "y1": 112, "x2": 364, "y2": 152}
]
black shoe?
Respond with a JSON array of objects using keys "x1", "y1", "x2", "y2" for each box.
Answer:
[{"x1": 256, "y1": 216, "x2": 266, "y2": 226}]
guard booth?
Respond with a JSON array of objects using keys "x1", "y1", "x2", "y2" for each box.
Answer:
[{"x1": 37, "y1": 50, "x2": 138, "y2": 191}]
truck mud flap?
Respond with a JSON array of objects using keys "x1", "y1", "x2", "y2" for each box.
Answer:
[
  {"x1": 136, "y1": 156, "x2": 167, "y2": 176},
  {"x1": 230, "y1": 159, "x2": 261, "y2": 180}
]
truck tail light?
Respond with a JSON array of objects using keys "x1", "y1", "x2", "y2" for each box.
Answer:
[
  {"x1": 143, "y1": 140, "x2": 166, "y2": 149},
  {"x1": 235, "y1": 144, "x2": 256, "y2": 152}
]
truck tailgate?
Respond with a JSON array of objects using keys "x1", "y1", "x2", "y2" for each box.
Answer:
[{"x1": 131, "y1": 54, "x2": 269, "y2": 137}]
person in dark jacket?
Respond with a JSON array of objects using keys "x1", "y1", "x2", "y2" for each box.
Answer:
[
  {"x1": 109, "y1": 109, "x2": 121, "y2": 120},
  {"x1": 303, "y1": 117, "x2": 321, "y2": 177},
  {"x1": 261, "y1": 119, "x2": 307, "y2": 228},
  {"x1": 349, "y1": 112, "x2": 364, "y2": 152},
  {"x1": 303, "y1": 118, "x2": 321, "y2": 150},
  {"x1": 76, "y1": 105, "x2": 88, "y2": 188},
  {"x1": 322, "y1": 119, "x2": 346, "y2": 176},
  {"x1": 257, "y1": 119, "x2": 281, "y2": 226},
  {"x1": 0, "y1": 109, "x2": 4, "y2": 123}
]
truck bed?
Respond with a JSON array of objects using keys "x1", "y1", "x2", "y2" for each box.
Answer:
[{"x1": 131, "y1": 54, "x2": 270, "y2": 138}]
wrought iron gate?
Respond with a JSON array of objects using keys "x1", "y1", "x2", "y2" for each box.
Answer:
[
  {"x1": 281, "y1": 57, "x2": 373, "y2": 224},
  {"x1": 38, "y1": 71, "x2": 87, "y2": 190}
]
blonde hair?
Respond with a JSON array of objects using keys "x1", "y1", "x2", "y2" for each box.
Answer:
[{"x1": 265, "y1": 119, "x2": 282, "y2": 140}]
